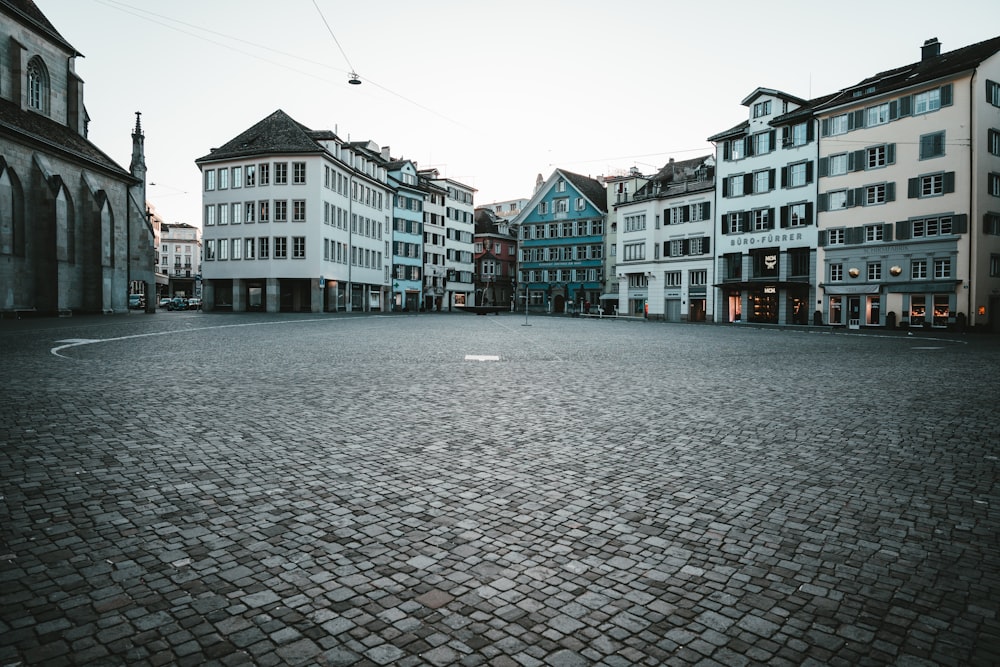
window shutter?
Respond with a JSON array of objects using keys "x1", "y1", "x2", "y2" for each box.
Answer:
[
  {"x1": 847, "y1": 152, "x2": 855, "y2": 172},
  {"x1": 805, "y1": 203, "x2": 814, "y2": 225},
  {"x1": 846, "y1": 189, "x2": 856, "y2": 208},
  {"x1": 887, "y1": 143, "x2": 896, "y2": 164},
  {"x1": 682, "y1": 239, "x2": 690, "y2": 256},
  {"x1": 744, "y1": 173, "x2": 754, "y2": 193},
  {"x1": 852, "y1": 110, "x2": 865, "y2": 129},
  {"x1": 943, "y1": 171, "x2": 955, "y2": 193},
  {"x1": 768, "y1": 208, "x2": 775, "y2": 229},
  {"x1": 723, "y1": 141, "x2": 731, "y2": 160},
  {"x1": 722, "y1": 179, "x2": 729, "y2": 197},
  {"x1": 818, "y1": 230, "x2": 828, "y2": 246},
  {"x1": 768, "y1": 169, "x2": 776, "y2": 190},
  {"x1": 806, "y1": 162, "x2": 814, "y2": 183},
  {"x1": 702, "y1": 237, "x2": 710, "y2": 254},
  {"x1": 722, "y1": 216, "x2": 729, "y2": 234},
  {"x1": 821, "y1": 118, "x2": 830, "y2": 137},
  {"x1": 899, "y1": 95, "x2": 912, "y2": 117},
  {"x1": 780, "y1": 205, "x2": 789, "y2": 228},
  {"x1": 744, "y1": 136, "x2": 753, "y2": 156},
  {"x1": 889, "y1": 100, "x2": 899, "y2": 120},
  {"x1": 818, "y1": 193, "x2": 828, "y2": 212},
  {"x1": 882, "y1": 223, "x2": 893, "y2": 241},
  {"x1": 818, "y1": 157, "x2": 829, "y2": 177},
  {"x1": 768, "y1": 130, "x2": 776, "y2": 150},
  {"x1": 807, "y1": 121, "x2": 815, "y2": 142},
  {"x1": 940, "y1": 83, "x2": 953, "y2": 107},
  {"x1": 908, "y1": 177, "x2": 919, "y2": 198},
  {"x1": 896, "y1": 220, "x2": 911, "y2": 240},
  {"x1": 886, "y1": 181, "x2": 896, "y2": 202},
  {"x1": 781, "y1": 167, "x2": 788, "y2": 188},
  {"x1": 952, "y1": 214, "x2": 967, "y2": 234},
  {"x1": 852, "y1": 150, "x2": 866, "y2": 172},
  {"x1": 682, "y1": 206, "x2": 690, "y2": 223},
  {"x1": 781, "y1": 126, "x2": 790, "y2": 147},
  {"x1": 701, "y1": 202, "x2": 711, "y2": 219}
]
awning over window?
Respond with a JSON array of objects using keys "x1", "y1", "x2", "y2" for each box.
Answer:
[
  {"x1": 886, "y1": 281, "x2": 960, "y2": 294},
  {"x1": 822, "y1": 284, "x2": 880, "y2": 295}
]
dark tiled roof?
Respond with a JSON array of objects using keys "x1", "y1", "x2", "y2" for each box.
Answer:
[
  {"x1": 195, "y1": 109, "x2": 325, "y2": 163},
  {"x1": 815, "y1": 35, "x2": 1000, "y2": 111},
  {"x1": 706, "y1": 119, "x2": 749, "y2": 143},
  {"x1": 634, "y1": 155, "x2": 714, "y2": 198},
  {"x1": 559, "y1": 169, "x2": 607, "y2": 213},
  {"x1": 0, "y1": 98, "x2": 130, "y2": 178},
  {"x1": 770, "y1": 92, "x2": 839, "y2": 125},
  {"x1": 1, "y1": 0, "x2": 79, "y2": 55}
]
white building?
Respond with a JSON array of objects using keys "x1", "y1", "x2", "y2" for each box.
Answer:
[
  {"x1": 614, "y1": 157, "x2": 714, "y2": 320},
  {"x1": 194, "y1": 110, "x2": 391, "y2": 313},
  {"x1": 159, "y1": 222, "x2": 200, "y2": 299},
  {"x1": 708, "y1": 88, "x2": 820, "y2": 325},
  {"x1": 420, "y1": 169, "x2": 475, "y2": 309}
]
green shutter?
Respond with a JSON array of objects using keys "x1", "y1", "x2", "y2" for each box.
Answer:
[
  {"x1": 723, "y1": 141, "x2": 731, "y2": 160},
  {"x1": 887, "y1": 143, "x2": 896, "y2": 164},
  {"x1": 821, "y1": 118, "x2": 830, "y2": 136},
  {"x1": 807, "y1": 121, "x2": 815, "y2": 142},
  {"x1": 806, "y1": 161, "x2": 814, "y2": 183},
  {"x1": 883, "y1": 223, "x2": 893, "y2": 241},
  {"x1": 818, "y1": 230, "x2": 828, "y2": 246},
  {"x1": 889, "y1": 100, "x2": 899, "y2": 120},
  {"x1": 768, "y1": 208, "x2": 775, "y2": 229},
  {"x1": 818, "y1": 193, "x2": 829, "y2": 212},
  {"x1": 886, "y1": 182, "x2": 896, "y2": 202},
  {"x1": 805, "y1": 203, "x2": 813, "y2": 225},
  {"x1": 852, "y1": 150, "x2": 865, "y2": 172},
  {"x1": 703, "y1": 237, "x2": 711, "y2": 254},
  {"x1": 781, "y1": 167, "x2": 788, "y2": 188},
  {"x1": 780, "y1": 205, "x2": 789, "y2": 228},
  {"x1": 940, "y1": 83, "x2": 953, "y2": 107},
  {"x1": 701, "y1": 202, "x2": 711, "y2": 219},
  {"x1": 744, "y1": 173, "x2": 754, "y2": 193},
  {"x1": 908, "y1": 177, "x2": 919, "y2": 198},
  {"x1": 769, "y1": 169, "x2": 776, "y2": 190},
  {"x1": 896, "y1": 220, "x2": 911, "y2": 240},
  {"x1": 900, "y1": 96, "x2": 912, "y2": 116},
  {"x1": 818, "y1": 157, "x2": 829, "y2": 177},
  {"x1": 952, "y1": 214, "x2": 967, "y2": 234},
  {"x1": 943, "y1": 171, "x2": 955, "y2": 193}
]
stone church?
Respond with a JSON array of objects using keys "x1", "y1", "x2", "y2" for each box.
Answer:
[{"x1": 0, "y1": 0, "x2": 154, "y2": 315}]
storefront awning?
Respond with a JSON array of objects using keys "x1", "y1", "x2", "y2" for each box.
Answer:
[
  {"x1": 822, "y1": 284, "x2": 880, "y2": 295},
  {"x1": 599, "y1": 293, "x2": 619, "y2": 300},
  {"x1": 714, "y1": 281, "x2": 811, "y2": 291},
  {"x1": 886, "y1": 280, "x2": 961, "y2": 294}
]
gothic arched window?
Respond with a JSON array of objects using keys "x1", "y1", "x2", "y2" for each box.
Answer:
[{"x1": 27, "y1": 57, "x2": 49, "y2": 113}]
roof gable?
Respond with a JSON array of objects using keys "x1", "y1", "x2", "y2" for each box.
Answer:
[{"x1": 195, "y1": 109, "x2": 324, "y2": 163}]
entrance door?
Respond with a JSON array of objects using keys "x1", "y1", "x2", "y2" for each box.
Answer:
[
  {"x1": 848, "y1": 296, "x2": 861, "y2": 328},
  {"x1": 664, "y1": 299, "x2": 681, "y2": 322}
]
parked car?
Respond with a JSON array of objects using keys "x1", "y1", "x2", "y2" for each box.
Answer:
[
  {"x1": 158, "y1": 297, "x2": 171, "y2": 308},
  {"x1": 166, "y1": 297, "x2": 187, "y2": 311},
  {"x1": 186, "y1": 297, "x2": 202, "y2": 310},
  {"x1": 128, "y1": 294, "x2": 145, "y2": 310}
]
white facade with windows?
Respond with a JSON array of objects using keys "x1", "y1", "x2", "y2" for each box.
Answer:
[
  {"x1": 710, "y1": 88, "x2": 820, "y2": 325},
  {"x1": 613, "y1": 158, "x2": 715, "y2": 320},
  {"x1": 196, "y1": 111, "x2": 391, "y2": 312},
  {"x1": 421, "y1": 170, "x2": 475, "y2": 309}
]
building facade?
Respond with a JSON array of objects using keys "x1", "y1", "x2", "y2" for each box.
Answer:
[
  {"x1": 160, "y1": 222, "x2": 201, "y2": 300},
  {"x1": 0, "y1": 0, "x2": 154, "y2": 315},
  {"x1": 604, "y1": 168, "x2": 649, "y2": 312},
  {"x1": 387, "y1": 160, "x2": 425, "y2": 311},
  {"x1": 814, "y1": 37, "x2": 1000, "y2": 330},
  {"x1": 195, "y1": 110, "x2": 391, "y2": 313},
  {"x1": 421, "y1": 169, "x2": 475, "y2": 310},
  {"x1": 709, "y1": 88, "x2": 820, "y2": 325},
  {"x1": 473, "y1": 207, "x2": 517, "y2": 308},
  {"x1": 614, "y1": 157, "x2": 715, "y2": 320},
  {"x1": 514, "y1": 169, "x2": 608, "y2": 313}
]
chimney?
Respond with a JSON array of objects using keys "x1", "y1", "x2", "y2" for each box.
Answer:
[
  {"x1": 922, "y1": 38, "x2": 941, "y2": 61},
  {"x1": 381, "y1": 145, "x2": 391, "y2": 161}
]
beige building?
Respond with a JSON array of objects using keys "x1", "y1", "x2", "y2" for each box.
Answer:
[{"x1": 815, "y1": 36, "x2": 1000, "y2": 331}]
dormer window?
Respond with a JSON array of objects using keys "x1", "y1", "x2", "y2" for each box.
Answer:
[
  {"x1": 27, "y1": 57, "x2": 49, "y2": 113},
  {"x1": 752, "y1": 100, "x2": 771, "y2": 118}
]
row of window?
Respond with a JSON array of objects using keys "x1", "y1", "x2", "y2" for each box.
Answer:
[
  {"x1": 623, "y1": 239, "x2": 710, "y2": 261},
  {"x1": 537, "y1": 197, "x2": 588, "y2": 215},
  {"x1": 204, "y1": 236, "x2": 385, "y2": 269},
  {"x1": 723, "y1": 163, "x2": 817, "y2": 198},
  {"x1": 519, "y1": 268, "x2": 602, "y2": 283},
  {"x1": 204, "y1": 162, "x2": 306, "y2": 191},
  {"x1": 206, "y1": 201, "x2": 387, "y2": 241},
  {"x1": 521, "y1": 220, "x2": 605, "y2": 239},
  {"x1": 821, "y1": 84, "x2": 953, "y2": 137},
  {"x1": 828, "y1": 258, "x2": 951, "y2": 282},
  {"x1": 721, "y1": 249, "x2": 811, "y2": 280},
  {"x1": 521, "y1": 245, "x2": 604, "y2": 262},
  {"x1": 473, "y1": 242, "x2": 516, "y2": 255},
  {"x1": 722, "y1": 203, "x2": 812, "y2": 233},
  {"x1": 663, "y1": 270, "x2": 709, "y2": 287},
  {"x1": 820, "y1": 215, "x2": 966, "y2": 245}
]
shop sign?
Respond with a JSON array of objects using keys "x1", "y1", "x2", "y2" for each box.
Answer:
[{"x1": 730, "y1": 231, "x2": 804, "y2": 247}]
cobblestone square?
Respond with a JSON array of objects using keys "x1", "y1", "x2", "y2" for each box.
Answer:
[{"x1": 1, "y1": 312, "x2": 998, "y2": 666}]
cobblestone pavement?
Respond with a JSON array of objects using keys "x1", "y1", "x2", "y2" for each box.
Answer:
[{"x1": 1, "y1": 312, "x2": 998, "y2": 666}]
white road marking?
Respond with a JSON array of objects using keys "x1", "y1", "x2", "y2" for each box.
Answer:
[{"x1": 464, "y1": 355, "x2": 500, "y2": 361}]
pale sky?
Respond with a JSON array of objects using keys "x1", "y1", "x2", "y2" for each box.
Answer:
[{"x1": 39, "y1": 0, "x2": 1000, "y2": 227}]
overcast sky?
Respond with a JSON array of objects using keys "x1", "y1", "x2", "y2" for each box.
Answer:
[{"x1": 39, "y1": 0, "x2": 1000, "y2": 226}]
